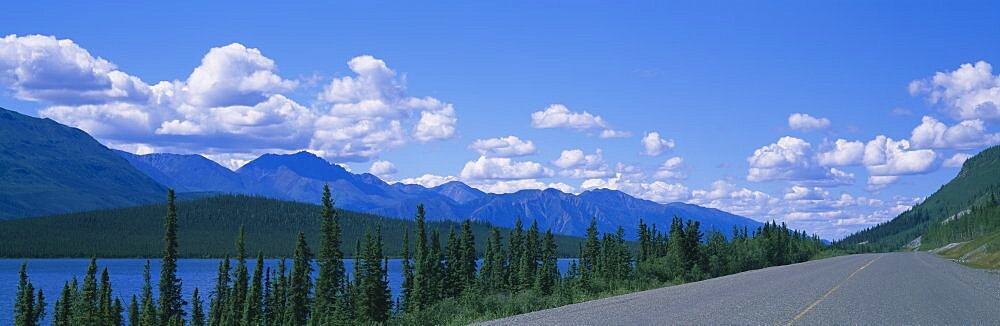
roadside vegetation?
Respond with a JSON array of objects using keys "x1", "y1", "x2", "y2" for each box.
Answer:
[{"x1": 14, "y1": 185, "x2": 825, "y2": 326}]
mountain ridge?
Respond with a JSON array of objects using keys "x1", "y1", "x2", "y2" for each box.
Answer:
[
  {"x1": 115, "y1": 149, "x2": 763, "y2": 238},
  {"x1": 0, "y1": 107, "x2": 166, "y2": 219}
]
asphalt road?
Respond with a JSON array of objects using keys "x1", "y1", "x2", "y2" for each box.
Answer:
[{"x1": 479, "y1": 252, "x2": 1000, "y2": 325}]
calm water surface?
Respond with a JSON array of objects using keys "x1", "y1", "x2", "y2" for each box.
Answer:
[{"x1": 0, "y1": 258, "x2": 576, "y2": 324}]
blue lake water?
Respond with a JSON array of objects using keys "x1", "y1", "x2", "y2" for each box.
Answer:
[{"x1": 0, "y1": 258, "x2": 576, "y2": 324}]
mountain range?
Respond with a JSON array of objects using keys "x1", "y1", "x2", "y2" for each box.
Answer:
[
  {"x1": 0, "y1": 107, "x2": 762, "y2": 238},
  {"x1": 117, "y1": 149, "x2": 762, "y2": 238}
]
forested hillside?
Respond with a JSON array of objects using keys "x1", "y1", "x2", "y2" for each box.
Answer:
[
  {"x1": 0, "y1": 108, "x2": 166, "y2": 219},
  {"x1": 0, "y1": 195, "x2": 586, "y2": 258},
  {"x1": 838, "y1": 145, "x2": 1000, "y2": 266}
]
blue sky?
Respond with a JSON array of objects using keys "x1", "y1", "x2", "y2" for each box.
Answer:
[{"x1": 3, "y1": 1, "x2": 1000, "y2": 239}]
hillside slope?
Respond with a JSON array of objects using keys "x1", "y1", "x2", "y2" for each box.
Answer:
[
  {"x1": 839, "y1": 145, "x2": 1000, "y2": 267},
  {"x1": 0, "y1": 107, "x2": 166, "y2": 219}
]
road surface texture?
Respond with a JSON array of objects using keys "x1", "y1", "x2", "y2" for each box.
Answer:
[{"x1": 480, "y1": 252, "x2": 1000, "y2": 325}]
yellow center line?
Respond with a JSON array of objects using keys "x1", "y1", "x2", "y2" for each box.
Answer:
[{"x1": 786, "y1": 255, "x2": 882, "y2": 326}]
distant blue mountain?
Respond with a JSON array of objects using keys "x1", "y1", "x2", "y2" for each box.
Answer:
[
  {"x1": 119, "y1": 150, "x2": 762, "y2": 238},
  {"x1": 0, "y1": 107, "x2": 166, "y2": 219},
  {"x1": 117, "y1": 151, "x2": 246, "y2": 193}
]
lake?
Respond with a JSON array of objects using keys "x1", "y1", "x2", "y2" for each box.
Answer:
[{"x1": 0, "y1": 258, "x2": 577, "y2": 324}]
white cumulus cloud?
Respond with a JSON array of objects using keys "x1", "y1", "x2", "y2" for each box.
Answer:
[
  {"x1": 640, "y1": 131, "x2": 675, "y2": 156},
  {"x1": 909, "y1": 116, "x2": 1000, "y2": 150},
  {"x1": 530, "y1": 104, "x2": 628, "y2": 137},
  {"x1": 909, "y1": 61, "x2": 1000, "y2": 121},
  {"x1": 459, "y1": 156, "x2": 554, "y2": 180},
  {"x1": 369, "y1": 160, "x2": 397, "y2": 178},
  {"x1": 469, "y1": 136, "x2": 537, "y2": 157},
  {"x1": 746, "y1": 136, "x2": 854, "y2": 186},
  {"x1": 788, "y1": 113, "x2": 831, "y2": 131}
]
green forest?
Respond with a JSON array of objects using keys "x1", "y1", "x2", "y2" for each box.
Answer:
[
  {"x1": 0, "y1": 195, "x2": 587, "y2": 258},
  {"x1": 14, "y1": 185, "x2": 827, "y2": 325}
]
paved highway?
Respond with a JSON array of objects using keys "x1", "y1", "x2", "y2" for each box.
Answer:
[{"x1": 480, "y1": 252, "x2": 1000, "y2": 325}]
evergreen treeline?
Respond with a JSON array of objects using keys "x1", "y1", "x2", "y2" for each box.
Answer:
[
  {"x1": 0, "y1": 195, "x2": 586, "y2": 258},
  {"x1": 921, "y1": 192, "x2": 1000, "y2": 249},
  {"x1": 14, "y1": 186, "x2": 826, "y2": 325}
]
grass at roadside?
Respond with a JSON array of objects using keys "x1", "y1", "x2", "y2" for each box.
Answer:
[{"x1": 934, "y1": 230, "x2": 1000, "y2": 269}]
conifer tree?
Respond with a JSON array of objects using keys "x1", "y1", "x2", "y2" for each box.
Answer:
[
  {"x1": 428, "y1": 230, "x2": 445, "y2": 303},
  {"x1": 14, "y1": 263, "x2": 44, "y2": 326},
  {"x1": 400, "y1": 232, "x2": 414, "y2": 312},
  {"x1": 113, "y1": 297, "x2": 123, "y2": 326},
  {"x1": 666, "y1": 216, "x2": 687, "y2": 280},
  {"x1": 313, "y1": 184, "x2": 345, "y2": 325},
  {"x1": 535, "y1": 230, "x2": 559, "y2": 295},
  {"x1": 226, "y1": 226, "x2": 249, "y2": 324},
  {"x1": 75, "y1": 258, "x2": 99, "y2": 325},
  {"x1": 139, "y1": 260, "x2": 158, "y2": 326},
  {"x1": 357, "y1": 226, "x2": 391, "y2": 323},
  {"x1": 190, "y1": 288, "x2": 206, "y2": 326},
  {"x1": 127, "y1": 295, "x2": 138, "y2": 326},
  {"x1": 459, "y1": 220, "x2": 477, "y2": 289},
  {"x1": 98, "y1": 267, "x2": 114, "y2": 325},
  {"x1": 507, "y1": 218, "x2": 524, "y2": 290},
  {"x1": 479, "y1": 227, "x2": 505, "y2": 292},
  {"x1": 443, "y1": 227, "x2": 463, "y2": 297},
  {"x1": 207, "y1": 256, "x2": 230, "y2": 326},
  {"x1": 580, "y1": 217, "x2": 600, "y2": 290},
  {"x1": 411, "y1": 204, "x2": 429, "y2": 311},
  {"x1": 54, "y1": 281, "x2": 74, "y2": 326},
  {"x1": 242, "y1": 252, "x2": 264, "y2": 326},
  {"x1": 159, "y1": 189, "x2": 185, "y2": 323},
  {"x1": 519, "y1": 220, "x2": 540, "y2": 290},
  {"x1": 286, "y1": 232, "x2": 313, "y2": 325},
  {"x1": 264, "y1": 260, "x2": 287, "y2": 326},
  {"x1": 260, "y1": 268, "x2": 273, "y2": 326}
]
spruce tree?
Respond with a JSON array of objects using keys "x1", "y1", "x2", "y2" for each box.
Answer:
[
  {"x1": 400, "y1": 232, "x2": 414, "y2": 312},
  {"x1": 264, "y1": 260, "x2": 287, "y2": 326},
  {"x1": 98, "y1": 267, "x2": 113, "y2": 325},
  {"x1": 357, "y1": 226, "x2": 391, "y2": 323},
  {"x1": 428, "y1": 230, "x2": 445, "y2": 303},
  {"x1": 113, "y1": 297, "x2": 123, "y2": 326},
  {"x1": 580, "y1": 217, "x2": 601, "y2": 290},
  {"x1": 14, "y1": 263, "x2": 44, "y2": 326},
  {"x1": 411, "y1": 204, "x2": 430, "y2": 310},
  {"x1": 459, "y1": 220, "x2": 477, "y2": 289},
  {"x1": 286, "y1": 232, "x2": 313, "y2": 325},
  {"x1": 242, "y1": 252, "x2": 264, "y2": 326},
  {"x1": 313, "y1": 184, "x2": 345, "y2": 324},
  {"x1": 479, "y1": 227, "x2": 505, "y2": 292},
  {"x1": 191, "y1": 288, "x2": 206, "y2": 326},
  {"x1": 54, "y1": 281, "x2": 74, "y2": 326},
  {"x1": 535, "y1": 230, "x2": 559, "y2": 295},
  {"x1": 227, "y1": 226, "x2": 249, "y2": 324},
  {"x1": 75, "y1": 258, "x2": 99, "y2": 325},
  {"x1": 443, "y1": 227, "x2": 463, "y2": 297},
  {"x1": 519, "y1": 220, "x2": 540, "y2": 290},
  {"x1": 507, "y1": 218, "x2": 524, "y2": 290},
  {"x1": 139, "y1": 260, "x2": 158, "y2": 326},
  {"x1": 127, "y1": 295, "x2": 138, "y2": 326},
  {"x1": 159, "y1": 189, "x2": 185, "y2": 322},
  {"x1": 207, "y1": 256, "x2": 230, "y2": 326}
]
